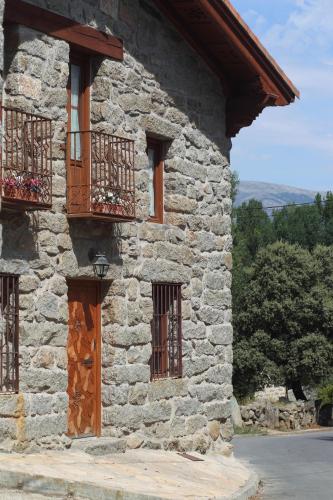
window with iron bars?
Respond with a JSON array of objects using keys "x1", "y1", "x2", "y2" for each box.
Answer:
[
  {"x1": 151, "y1": 283, "x2": 182, "y2": 380},
  {"x1": 0, "y1": 274, "x2": 19, "y2": 393}
]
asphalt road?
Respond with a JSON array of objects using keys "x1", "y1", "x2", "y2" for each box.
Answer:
[{"x1": 233, "y1": 430, "x2": 333, "y2": 499}]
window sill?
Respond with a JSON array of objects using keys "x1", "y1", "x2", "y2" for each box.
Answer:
[
  {"x1": 148, "y1": 216, "x2": 164, "y2": 224},
  {"x1": 151, "y1": 375, "x2": 182, "y2": 382}
]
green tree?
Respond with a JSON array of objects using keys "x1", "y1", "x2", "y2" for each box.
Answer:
[
  {"x1": 233, "y1": 331, "x2": 284, "y2": 398},
  {"x1": 233, "y1": 242, "x2": 333, "y2": 399},
  {"x1": 230, "y1": 170, "x2": 239, "y2": 204},
  {"x1": 270, "y1": 191, "x2": 333, "y2": 249},
  {"x1": 232, "y1": 200, "x2": 274, "y2": 317},
  {"x1": 323, "y1": 192, "x2": 333, "y2": 245},
  {"x1": 273, "y1": 204, "x2": 323, "y2": 249},
  {"x1": 234, "y1": 199, "x2": 273, "y2": 264}
]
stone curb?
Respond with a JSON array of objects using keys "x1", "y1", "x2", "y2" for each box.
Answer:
[
  {"x1": 230, "y1": 471, "x2": 259, "y2": 500},
  {"x1": 235, "y1": 426, "x2": 333, "y2": 439},
  {"x1": 0, "y1": 469, "x2": 160, "y2": 500},
  {"x1": 266, "y1": 426, "x2": 333, "y2": 437},
  {"x1": 0, "y1": 466, "x2": 259, "y2": 500}
]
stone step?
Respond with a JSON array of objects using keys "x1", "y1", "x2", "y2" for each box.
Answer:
[
  {"x1": 70, "y1": 437, "x2": 126, "y2": 455},
  {"x1": 0, "y1": 489, "x2": 63, "y2": 499},
  {"x1": 0, "y1": 449, "x2": 258, "y2": 500}
]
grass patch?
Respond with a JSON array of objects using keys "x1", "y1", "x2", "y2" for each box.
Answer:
[
  {"x1": 272, "y1": 400, "x2": 294, "y2": 409},
  {"x1": 238, "y1": 395, "x2": 256, "y2": 405},
  {"x1": 234, "y1": 425, "x2": 268, "y2": 436}
]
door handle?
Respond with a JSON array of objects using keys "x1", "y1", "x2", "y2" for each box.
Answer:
[{"x1": 81, "y1": 358, "x2": 93, "y2": 367}]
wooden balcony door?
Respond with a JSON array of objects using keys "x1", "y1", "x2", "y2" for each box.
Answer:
[
  {"x1": 67, "y1": 280, "x2": 101, "y2": 438},
  {"x1": 67, "y1": 53, "x2": 91, "y2": 214}
]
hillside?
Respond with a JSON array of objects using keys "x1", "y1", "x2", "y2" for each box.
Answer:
[{"x1": 235, "y1": 181, "x2": 325, "y2": 208}]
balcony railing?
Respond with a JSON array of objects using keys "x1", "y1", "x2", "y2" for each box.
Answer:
[
  {"x1": 0, "y1": 106, "x2": 52, "y2": 210},
  {"x1": 67, "y1": 131, "x2": 135, "y2": 221}
]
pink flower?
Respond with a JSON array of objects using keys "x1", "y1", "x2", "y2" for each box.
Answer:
[{"x1": 3, "y1": 177, "x2": 17, "y2": 187}]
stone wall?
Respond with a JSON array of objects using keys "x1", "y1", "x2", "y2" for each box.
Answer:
[
  {"x1": 0, "y1": 0, "x2": 5, "y2": 214},
  {"x1": 0, "y1": 0, "x2": 233, "y2": 453},
  {"x1": 0, "y1": 0, "x2": 3, "y2": 85},
  {"x1": 240, "y1": 401, "x2": 316, "y2": 431}
]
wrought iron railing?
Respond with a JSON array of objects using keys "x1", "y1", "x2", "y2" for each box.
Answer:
[
  {"x1": 0, "y1": 274, "x2": 19, "y2": 393},
  {"x1": 151, "y1": 283, "x2": 182, "y2": 380},
  {"x1": 0, "y1": 106, "x2": 53, "y2": 209},
  {"x1": 67, "y1": 131, "x2": 135, "y2": 221}
]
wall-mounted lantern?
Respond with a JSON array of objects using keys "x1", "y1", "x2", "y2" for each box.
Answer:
[{"x1": 92, "y1": 253, "x2": 110, "y2": 279}]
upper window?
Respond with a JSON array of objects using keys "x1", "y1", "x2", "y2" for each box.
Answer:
[
  {"x1": 0, "y1": 274, "x2": 19, "y2": 393},
  {"x1": 67, "y1": 53, "x2": 90, "y2": 160},
  {"x1": 146, "y1": 138, "x2": 164, "y2": 224},
  {"x1": 151, "y1": 283, "x2": 182, "y2": 380}
]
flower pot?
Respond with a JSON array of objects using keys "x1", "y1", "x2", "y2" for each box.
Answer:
[
  {"x1": 111, "y1": 204, "x2": 124, "y2": 216},
  {"x1": 27, "y1": 191, "x2": 39, "y2": 202},
  {"x1": 3, "y1": 185, "x2": 17, "y2": 199},
  {"x1": 92, "y1": 202, "x2": 124, "y2": 216},
  {"x1": 3, "y1": 186, "x2": 39, "y2": 203}
]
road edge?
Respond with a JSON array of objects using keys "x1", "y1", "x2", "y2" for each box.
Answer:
[{"x1": 229, "y1": 471, "x2": 259, "y2": 500}]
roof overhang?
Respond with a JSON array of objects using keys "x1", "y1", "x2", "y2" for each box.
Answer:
[{"x1": 152, "y1": 0, "x2": 299, "y2": 137}]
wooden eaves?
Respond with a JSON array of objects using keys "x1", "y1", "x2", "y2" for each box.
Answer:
[
  {"x1": 152, "y1": 0, "x2": 300, "y2": 137},
  {"x1": 4, "y1": 0, "x2": 299, "y2": 137}
]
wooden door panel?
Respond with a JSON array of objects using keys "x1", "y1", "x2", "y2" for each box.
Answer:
[
  {"x1": 67, "y1": 55, "x2": 91, "y2": 214},
  {"x1": 67, "y1": 281, "x2": 101, "y2": 437},
  {"x1": 69, "y1": 145, "x2": 90, "y2": 214},
  {"x1": 69, "y1": 162, "x2": 88, "y2": 213}
]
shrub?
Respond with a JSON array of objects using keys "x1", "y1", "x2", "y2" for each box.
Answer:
[{"x1": 318, "y1": 384, "x2": 333, "y2": 408}]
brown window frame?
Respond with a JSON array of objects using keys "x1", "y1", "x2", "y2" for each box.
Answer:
[
  {"x1": 67, "y1": 52, "x2": 91, "y2": 139},
  {"x1": 67, "y1": 52, "x2": 91, "y2": 212},
  {"x1": 0, "y1": 274, "x2": 19, "y2": 394},
  {"x1": 151, "y1": 283, "x2": 182, "y2": 380},
  {"x1": 146, "y1": 137, "x2": 164, "y2": 224}
]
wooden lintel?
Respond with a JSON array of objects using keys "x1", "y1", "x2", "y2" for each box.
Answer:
[{"x1": 4, "y1": 0, "x2": 123, "y2": 60}]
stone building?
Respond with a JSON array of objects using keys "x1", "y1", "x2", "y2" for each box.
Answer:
[{"x1": 0, "y1": 0, "x2": 298, "y2": 452}]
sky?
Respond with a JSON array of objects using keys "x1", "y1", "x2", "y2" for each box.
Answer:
[{"x1": 230, "y1": 0, "x2": 333, "y2": 191}]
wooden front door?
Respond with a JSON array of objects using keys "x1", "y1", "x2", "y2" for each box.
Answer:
[{"x1": 67, "y1": 280, "x2": 101, "y2": 437}]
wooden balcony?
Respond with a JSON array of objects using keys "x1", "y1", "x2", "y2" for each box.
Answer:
[
  {"x1": 0, "y1": 106, "x2": 52, "y2": 210},
  {"x1": 67, "y1": 131, "x2": 135, "y2": 221}
]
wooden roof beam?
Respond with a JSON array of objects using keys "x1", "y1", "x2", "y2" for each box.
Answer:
[{"x1": 4, "y1": 0, "x2": 123, "y2": 60}]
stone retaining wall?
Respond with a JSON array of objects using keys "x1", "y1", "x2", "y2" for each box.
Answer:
[{"x1": 240, "y1": 401, "x2": 316, "y2": 431}]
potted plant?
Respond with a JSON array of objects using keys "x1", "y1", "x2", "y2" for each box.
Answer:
[
  {"x1": 2, "y1": 174, "x2": 43, "y2": 203},
  {"x1": 92, "y1": 189, "x2": 125, "y2": 216},
  {"x1": 3, "y1": 176, "x2": 19, "y2": 199},
  {"x1": 23, "y1": 176, "x2": 43, "y2": 202}
]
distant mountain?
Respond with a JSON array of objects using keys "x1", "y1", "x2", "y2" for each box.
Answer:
[{"x1": 235, "y1": 181, "x2": 326, "y2": 208}]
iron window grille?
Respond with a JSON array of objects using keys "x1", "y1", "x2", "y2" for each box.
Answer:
[
  {"x1": 151, "y1": 283, "x2": 182, "y2": 380},
  {"x1": 0, "y1": 274, "x2": 19, "y2": 393}
]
